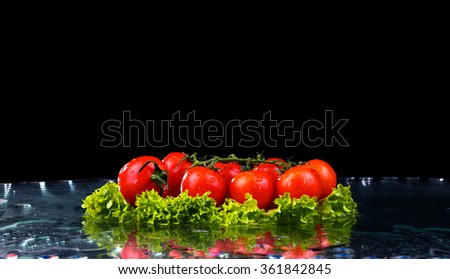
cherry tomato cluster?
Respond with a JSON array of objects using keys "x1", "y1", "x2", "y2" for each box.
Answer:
[{"x1": 117, "y1": 152, "x2": 337, "y2": 209}]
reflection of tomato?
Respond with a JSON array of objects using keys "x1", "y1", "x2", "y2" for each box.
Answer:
[
  {"x1": 162, "y1": 152, "x2": 193, "y2": 197},
  {"x1": 281, "y1": 245, "x2": 317, "y2": 259},
  {"x1": 120, "y1": 235, "x2": 151, "y2": 259},
  {"x1": 315, "y1": 225, "x2": 330, "y2": 249},
  {"x1": 117, "y1": 155, "x2": 168, "y2": 205},
  {"x1": 190, "y1": 249, "x2": 207, "y2": 258},
  {"x1": 207, "y1": 238, "x2": 249, "y2": 257},
  {"x1": 307, "y1": 159, "x2": 337, "y2": 200},
  {"x1": 168, "y1": 250, "x2": 184, "y2": 259},
  {"x1": 180, "y1": 166, "x2": 227, "y2": 205},
  {"x1": 276, "y1": 164, "x2": 321, "y2": 199},
  {"x1": 253, "y1": 231, "x2": 275, "y2": 255},
  {"x1": 229, "y1": 170, "x2": 275, "y2": 209}
]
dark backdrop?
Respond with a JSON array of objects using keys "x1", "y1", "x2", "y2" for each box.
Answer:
[
  {"x1": 2, "y1": 9, "x2": 447, "y2": 183},
  {"x1": 1, "y1": 92, "x2": 448, "y2": 183}
]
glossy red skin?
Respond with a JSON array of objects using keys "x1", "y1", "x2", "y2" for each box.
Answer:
[
  {"x1": 229, "y1": 169, "x2": 275, "y2": 209},
  {"x1": 253, "y1": 163, "x2": 283, "y2": 182},
  {"x1": 265, "y1": 157, "x2": 287, "y2": 165},
  {"x1": 276, "y1": 164, "x2": 322, "y2": 199},
  {"x1": 306, "y1": 159, "x2": 337, "y2": 200},
  {"x1": 253, "y1": 158, "x2": 287, "y2": 205},
  {"x1": 162, "y1": 152, "x2": 193, "y2": 197},
  {"x1": 213, "y1": 162, "x2": 242, "y2": 187},
  {"x1": 180, "y1": 166, "x2": 227, "y2": 205},
  {"x1": 117, "y1": 155, "x2": 167, "y2": 205}
]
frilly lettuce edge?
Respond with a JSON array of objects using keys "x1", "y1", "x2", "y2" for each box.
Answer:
[{"x1": 81, "y1": 181, "x2": 358, "y2": 227}]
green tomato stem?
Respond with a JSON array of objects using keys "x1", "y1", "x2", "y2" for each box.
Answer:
[{"x1": 188, "y1": 153, "x2": 294, "y2": 172}]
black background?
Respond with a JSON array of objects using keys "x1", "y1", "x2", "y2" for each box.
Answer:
[
  {"x1": 1, "y1": 30, "x2": 448, "y2": 183},
  {"x1": 1, "y1": 90, "x2": 448, "y2": 183}
]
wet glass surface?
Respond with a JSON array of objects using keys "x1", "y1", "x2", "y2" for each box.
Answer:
[{"x1": 1, "y1": 177, "x2": 449, "y2": 259}]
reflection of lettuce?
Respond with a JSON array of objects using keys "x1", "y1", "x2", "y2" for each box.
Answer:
[
  {"x1": 81, "y1": 220, "x2": 356, "y2": 257},
  {"x1": 321, "y1": 217, "x2": 357, "y2": 246},
  {"x1": 81, "y1": 182, "x2": 357, "y2": 226},
  {"x1": 135, "y1": 225, "x2": 223, "y2": 252},
  {"x1": 82, "y1": 221, "x2": 133, "y2": 251}
]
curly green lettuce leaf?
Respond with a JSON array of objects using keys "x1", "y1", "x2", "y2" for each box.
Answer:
[
  {"x1": 319, "y1": 184, "x2": 358, "y2": 220},
  {"x1": 81, "y1": 182, "x2": 358, "y2": 227},
  {"x1": 269, "y1": 193, "x2": 320, "y2": 225},
  {"x1": 81, "y1": 181, "x2": 134, "y2": 224},
  {"x1": 134, "y1": 190, "x2": 221, "y2": 226},
  {"x1": 219, "y1": 193, "x2": 271, "y2": 226}
]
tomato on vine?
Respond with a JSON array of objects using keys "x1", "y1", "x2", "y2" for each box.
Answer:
[
  {"x1": 306, "y1": 159, "x2": 337, "y2": 200},
  {"x1": 276, "y1": 164, "x2": 322, "y2": 199},
  {"x1": 117, "y1": 155, "x2": 168, "y2": 205},
  {"x1": 253, "y1": 157, "x2": 287, "y2": 182},
  {"x1": 213, "y1": 161, "x2": 242, "y2": 188},
  {"x1": 229, "y1": 169, "x2": 275, "y2": 209},
  {"x1": 162, "y1": 151, "x2": 193, "y2": 197},
  {"x1": 180, "y1": 166, "x2": 227, "y2": 205}
]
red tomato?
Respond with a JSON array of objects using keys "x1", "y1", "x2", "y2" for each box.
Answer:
[
  {"x1": 229, "y1": 169, "x2": 275, "y2": 209},
  {"x1": 117, "y1": 155, "x2": 168, "y2": 205},
  {"x1": 276, "y1": 164, "x2": 322, "y2": 199},
  {"x1": 162, "y1": 152, "x2": 193, "y2": 197},
  {"x1": 180, "y1": 166, "x2": 227, "y2": 205},
  {"x1": 253, "y1": 162, "x2": 284, "y2": 181},
  {"x1": 213, "y1": 162, "x2": 242, "y2": 187},
  {"x1": 306, "y1": 159, "x2": 337, "y2": 200},
  {"x1": 265, "y1": 157, "x2": 287, "y2": 166}
]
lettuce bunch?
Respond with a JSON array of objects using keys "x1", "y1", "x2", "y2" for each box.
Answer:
[{"x1": 81, "y1": 182, "x2": 357, "y2": 227}]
